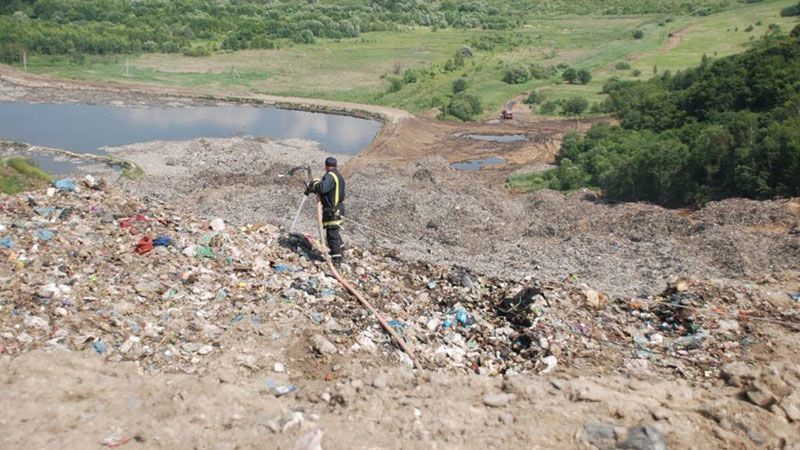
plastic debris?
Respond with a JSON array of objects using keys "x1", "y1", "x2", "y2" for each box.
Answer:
[
  {"x1": 135, "y1": 236, "x2": 154, "y2": 255},
  {"x1": 93, "y1": 340, "x2": 108, "y2": 354},
  {"x1": 36, "y1": 229, "x2": 55, "y2": 241},
  {"x1": 153, "y1": 236, "x2": 171, "y2": 247},
  {"x1": 54, "y1": 178, "x2": 76, "y2": 192},
  {"x1": 0, "y1": 237, "x2": 11, "y2": 249}
]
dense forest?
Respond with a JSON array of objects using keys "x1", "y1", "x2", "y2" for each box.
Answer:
[
  {"x1": 529, "y1": 25, "x2": 800, "y2": 205},
  {"x1": 0, "y1": 0, "x2": 734, "y2": 62}
]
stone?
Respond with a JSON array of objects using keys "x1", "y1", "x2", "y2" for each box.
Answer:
[
  {"x1": 717, "y1": 319, "x2": 740, "y2": 334},
  {"x1": 198, "y1": 345, "x2": 213, "y2": 355},
  {"x1": 746, "y1": 382, "x2": 777, "y2": 408},
  {"x1": 273, "y1": 362, "x2": 285, "y2": 373},
  {"x1": 581, "y1": 423, "x2": 616, "y2": 448},
  {"x1": 310, "y1": 334, "x2": 337, "y2": 355},
  {"x1": 721, "y1": 362, "x2": 758, "y2": 388},
  {"x1": 780, "y1": 392, "x2": 800, "y2": 422},
  {"x1": 617, "y1": 426, "x2": 667, "y2": 450},
  {"x1": 539, "y1": 355, "x2": 558, "y2": 374},
  {"x1": 499, "y1": 412, "x2": 514, "y2": 425},
  {"x1": 372, "y1": 374, "x2": 388, "y2": 389},
  {"x1": 483, "y1": 393, "x2": 510, "y2": 408}
]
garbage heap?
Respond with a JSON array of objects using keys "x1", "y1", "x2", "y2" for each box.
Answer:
[{"x1": 1, "y1": 178, "x2": 794, "y2": 379}]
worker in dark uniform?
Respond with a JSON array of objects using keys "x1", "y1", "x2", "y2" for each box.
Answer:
[{"x1": 304, "y1": 156, "x2": 346, "y2": 265}]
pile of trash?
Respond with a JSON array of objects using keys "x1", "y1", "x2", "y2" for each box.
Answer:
[{"x1": 0, "y1": 178, "x2": 793, "y2": 378}]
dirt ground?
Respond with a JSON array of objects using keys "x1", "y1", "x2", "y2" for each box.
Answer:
[{"x1": 1, "y1": 69, "x2": 800, "y2": 450}]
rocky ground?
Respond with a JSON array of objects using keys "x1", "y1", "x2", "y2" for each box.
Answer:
[{"x1": 1, "y1": 173, "x2": 799, "y2": 449}]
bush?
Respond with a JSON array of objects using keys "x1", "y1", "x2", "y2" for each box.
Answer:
[
  {"x1": 502, "y1": 66, "x2": 530, "y2": 84},
  {"x1": 540, "y1": 101, "x2": 558, "y2": 115},
  {"x1": 293, "y1": 29, "x2": 315, "y2": 44},
  {"x1": 451, "y1": 77, "x2": 468, "y2": 93},
  {"x1": 529, "y1": 64, "x2": 556, "y2": 79},
  {"x1": 447, "y1": 92, "x2": 482, "y2": 121},
  {"x1": 577, "y1": 69, "x2": 592, "y2": 85},
  {"x1": 403, "y1": 69, "x2": 418, "y2": 84},
  {"x1": 523, "y1": 90, "x2": 546, "y2": 105},
  {"x1": 615, "y1": 61, "x2": 631, "y2": 70},
  {"x1": 632, "y1": 69, "x2": 642, "y2": 77},
  {"x1": 745, "y1": 25, "x2": 754, "y2": 32},
  {"x1": 182, "y1": 44, "x2": 212, "y2": 57},
  {"x1": 387, "y1": 77, "x2": 404, "y2": 93},
  {"x1": 633, "y1": 29, "x2": 644, "y2": 39},
  {"x1": 561, "y1": 96, "x2": 589, "y2": 116},
  {"x1": 562, "y1": 67, "x2": 578, "y2": 83},
  {"x1": 780, "y1": 2, "x2": 800, "y2": 17}
]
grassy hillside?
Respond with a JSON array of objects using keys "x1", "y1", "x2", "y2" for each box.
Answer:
[
  {"x1": 0, "y1": 157, "x2": 52, "y2": 194},
  {"x1": 3, "y1": 0, "x2": 799, "y2": 119}
]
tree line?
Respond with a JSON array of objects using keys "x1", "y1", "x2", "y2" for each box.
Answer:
[
  {"x1": 522, "y1": 25, "x2": 800, "y2": 206},
  {"x1": 0, "y1": 0, "x2": 524, "y2": 62}
]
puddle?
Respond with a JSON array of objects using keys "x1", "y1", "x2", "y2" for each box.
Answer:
[
  {"x1": 0, "y1": 102, "x2": 382, "y2": 173},
  {"x1": 464, "y1": 134, "x2": 527, "y2": 143},
  {"x1": 451, "y1": 157, "x2": 506, "y2": 171}
]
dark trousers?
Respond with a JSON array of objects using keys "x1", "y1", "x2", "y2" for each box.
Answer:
[{"x1": 325, "y1": 226, "x2": 342, "y2": 260}]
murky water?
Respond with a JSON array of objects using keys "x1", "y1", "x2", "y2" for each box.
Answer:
[
  {"x1": 450, "y1": 156, "x2": 506, "y2": 171},
  {"x1": 0, "y1": 102, "x2": 381, "y2": 173},
  {"x1": 464, "y1": 134, "x2": 526, "y2": 143}
]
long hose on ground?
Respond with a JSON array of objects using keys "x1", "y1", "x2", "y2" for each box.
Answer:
[{"x1": 315, "y1": 195, "x2": 420, "y2": 369}]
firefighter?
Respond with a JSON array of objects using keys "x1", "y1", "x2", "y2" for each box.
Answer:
[{"x1": 304, "y1": 156, "x2": 346, "y2": 265}]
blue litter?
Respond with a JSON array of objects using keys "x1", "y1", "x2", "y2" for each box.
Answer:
[
  {"x1": 274, "y1": 264, "x2": 291, "y2": 273},
  {"x1": 54, "y1": 179, "x2": 76, "y2": 192},
  {"x1": 36, "y1": 229, "x2": 55, "y2": 241},
  {"x1": 266, "y1": 379, "x2": 299, "y2": 397},
  {"x1": 215, "y1": 289, "x2": 227, "y2": 301},
  {"x1": 789, "y1": 293, "x2": 800, "y2": 302},
  {"x1": 455, "y1": 309, "x2": 470, "y2": 326},
  {"x1": 250, "y1": 313, "x2": 261, "y2": 325},
  {"x1": 443, "y1": 319, "x2": 453, "y2": 328},
  {"x1": 153, "y1": 236, "x2": 171, "y2": 247},
  {"x1": 232, "y1": 313, "x2": 245, "y2": 323},
  {"x1": 92, "y1": 341, "x2": 107, "y2": 354},
  {"x1": 33, "y1": 206, "x2": 55, "y2": 216},
  {"x1": 0, "y1": 237, "x2": 11, "y2": 249},
  {"x1": 388, "y1": 319, "x2": 406, "y2": 331},
  {"x1": 427, "y1": 281, "x2": 437, "y2": 289}
]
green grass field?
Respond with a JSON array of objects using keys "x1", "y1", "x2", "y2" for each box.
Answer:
[
  {"x1": 0, "y1": 158, "x2": 52, "y2": 195},
  {"x1": 17, "y1": 0, "x2": 800, "y2": 120}
]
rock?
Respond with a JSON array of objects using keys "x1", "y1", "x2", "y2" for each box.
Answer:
[
  {"x1": 780, "y1": 392, "x2": 800, "y2": 422},
  {"x1": 273, "y1": 362, "x2": 285, "y2": 373},
  {"x1": 499, "y1": 412, "x2": 514, "y2": 425},
  {"x1": 539, "y1": 355, "x2": 558, "y2": 374},
  {"x1": 581, "y1": 423, "x2": 616, "y2": 448},
  {"x1": 482, "y1": 393, "x2": 510, "y2": 408},
  {"x1": 720, "y1": 362, "x2": 758, "y2": 387},
  {"x1": 198, "y1": 345, "x2": 213, "y2": 355},
  {"x1": 294, "y1": 429, "x2": 324, "y2": 450},
  {"x1": 618, "y1": 426, "x2": 667, "y2": 450},
  {"x1": 717, "y1": 319, "x2": 740, "y2": 334},
  {"x1": 372, "y1": 374, "x2": 388, "y2": 389},
  {"x1": 746, "y1": 382, "x2": 777, "y2": 408},
  {"x1": 310, "y1": 334, "x2": 337, "y2": 355}
]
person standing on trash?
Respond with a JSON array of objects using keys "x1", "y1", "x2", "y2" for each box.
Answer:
[{"x1": 304, "y1": 156, "x2": 346, "y2": 265}]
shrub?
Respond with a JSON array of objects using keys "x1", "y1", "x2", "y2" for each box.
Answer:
[
  {"x1": 387, "y1": 77, "x2": 404, "y2": 93},
  {"x1": 633, "y1": 29, "x2": 644, "y2": 39},
  {"x1": 447, "y1": 92, "x2": 482, "y2": 121},
  {"x1": 562, "y1": 67, "x2": 578, "y2": 83},
  {"x1": 745, "y1": 25, "x2": 754, "y2": 32},
  {"x1": 540, "y1": 101, "x2": 558, "y2": 114},
  {"x1": 780, "y1": 2, "x2": 800, "y2": 17},
  {"x1": 529, "y1": 64, "x2": 556, "y2": 79},
  {"x1": 632, "y1": 69, "x2": 642, "y2": 77},
  {"x1": 576, "y1": 69, "x2": 592, "y2": 85},
  {"x1": 403, "y1": 69, "x2": 418, "y2": 84},
  {"x1": 615, "y1": 61, "x2": 631, "y2": 70},
  {"x1": 451, "y1": 77, "x2": 468, "y2": 93},
  {"x1": 523, "y1": 90, "x2": 546, "y2": 105},
  {"x1": 561, "y1": 96, "x2": 589, "y2": 116},
  {"x1": 502, "y1": 66, "x2": 530, "y2": 84}
]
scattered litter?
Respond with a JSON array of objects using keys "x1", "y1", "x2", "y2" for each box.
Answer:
[
  {"x1": 36, "y1": 229, "x2": 55, "y2": 241},
  {"x1": 153, "y1": 236, "x2": 171, "y2": 247},
  {"x1": 0, "y1": 237, "x2": 11, "y2": 248},
  {"x1": 93, "y1": 340, "x2": 108, "y2": 354},
  {"x1": 135, "y1": 236, "x2": 154, "y2": 255},
  {"x1": 54, "y1": 179, "x2": 76, "y2": 192}
]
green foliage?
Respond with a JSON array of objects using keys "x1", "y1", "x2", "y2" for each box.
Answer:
[
  {"x1": 502, "y1": 66, "x2": 530, "y2": 84},
  {"x1": 387, "y1": 77, "x2": 404, "y2": 93},
  {"x1": 561, "y1": 96, "x2": 588, "y2": 116},
  {"x1": 543, "y1": 33, "x2": 800, "y2": 205},
  {"x1": 529, "y1": 63, "x2": 557, "y2": 79},
  {"x1": 540, "y1": 101, "x2": 558, "y2": 115},
  {"x1": 576, "y1": 69, "x2": 592, "y2": 84},
  {"x1": 1, "y1": 157, "x2": 52, "y2": 194},
  {"x1": 633, "y1": 29, "x2": 644, "y2": 39},
  {"x1": 6, "y1": 157, "x2": 52, "y2": 182},
  {"x1": 523, "y1": 90, "x2": 546, "y2": 105},
  {"x1": 614, "y1": 61, "x2": 631, "y2": 70},
  {"x1": 780, "y1": 2, "x2": 800, "y2": 17},
  {"x1": 632, "y1": 69, "x2": 642, "y2": 77},
  {"x1": 745, "y1": 25, "x2": 754, "y2": 32},
  {"x1": 446, "y1": 92, "x2": 482, "y2": 121},
  {"x1": 562, "y1": 67, "x2": 577, "y2": 83},
  {"x1": 403, "y1": 69, "x2": 419, "y2": 84},
  {"x1": 451, "y1": 77, "x2": 468, "y2": 94}
]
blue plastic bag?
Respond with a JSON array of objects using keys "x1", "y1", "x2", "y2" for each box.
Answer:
[{"x1": 54, "y1": 179, "x2": 76, "y2": 192}]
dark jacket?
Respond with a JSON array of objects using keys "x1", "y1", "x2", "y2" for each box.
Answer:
[{"x1": 311, "y1": 169, "x2": 345, "y2": 226}]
